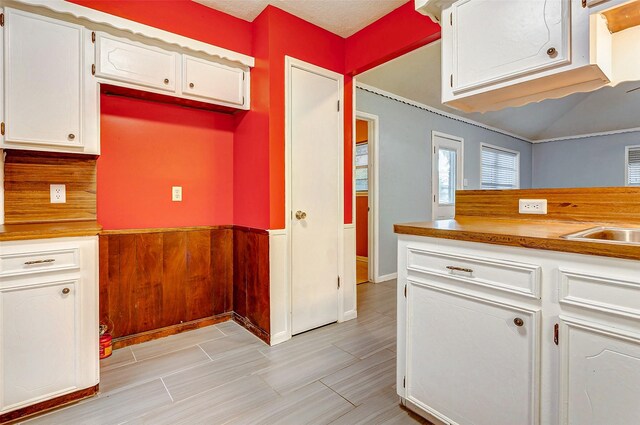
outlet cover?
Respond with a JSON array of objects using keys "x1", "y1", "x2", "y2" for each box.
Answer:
[
  {"x1": 50, "y1": 184, "x2": 66, "y2": 203},
  {"x1": 172, "y1": 186, "x2": 182, "y2": 202},
  {"x1": 519, "y1": 199, "x2": 547, "y2": 215}
]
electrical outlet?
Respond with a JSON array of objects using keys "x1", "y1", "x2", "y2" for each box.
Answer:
[
  {"x1": 519, "y1": 199, "x2": 547, "y2": 215},
  {"x1": 50, "y1": 184, "x2": 66, "y2": 203},
  {"x1": 172, "y1": 186, "x2": 182, "y2": 202}
]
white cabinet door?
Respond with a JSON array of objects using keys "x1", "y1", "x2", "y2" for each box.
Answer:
[
  {"x1": 96, "y1": 33, "x2": 178, "y2": 92},
  {"x1": 405, "y1": 280, "x2": 540, "y2": 425},
  {"x1": 560, "y1": 317, "x2": 640, "y2": 425},
  {"x1": 0, "y1": 279, "x2": 79, "y2": 411},
  {"x1": 182, "y1": 55, "x2": 245, "y2": 106},
  {"x1": 451, "y1": 0, "x2": 570, "y2": 93},
  {"x1": 4, "y1": 9, "x2": 83, "y2": 147}
]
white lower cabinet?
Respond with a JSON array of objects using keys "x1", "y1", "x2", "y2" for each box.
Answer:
[
  {"x1": 398, "y1": 235, "x2": 640, "y2": 425},
  {"x1": 406, "y1": 280, "x2": 540, "y2": 425},
  {"x1": 0, "y1": 236, "x2": 98, "y2": 414}
]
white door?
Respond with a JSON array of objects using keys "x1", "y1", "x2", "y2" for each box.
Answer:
[
  {"x1": 4, "y1": 8, "x2": 83, "y2": 147},
  {"x1": 561, "y1": 318, "x2": 640, "y2": 425},
  {"x1": 290, "y1": 63, "x2": 342, "y2": 335},
  {"x1": 406, "y1": 280, "x2": 540, "y2": 425},
  {"x1": 432, "y1": 132, "x2": 463, "y2": 220},
  {"x1": 182, "y1": 55, "x2": 245, "y2": 106},
  {"x1": 451, "y1": 0, "x2": 570, "y2": 93},
  {"x1": 1, "y1": 280, "x2": 79, "y2": 411}
]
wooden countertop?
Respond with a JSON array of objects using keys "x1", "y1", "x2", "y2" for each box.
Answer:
[
  {"x1": 394, "y1": 217, "x2": 640, "y2": 261},
  {"x1": 0, "y1": 221, "x2": 102, "y2": 242}
]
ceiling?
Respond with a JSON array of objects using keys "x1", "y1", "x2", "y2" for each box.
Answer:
[
  {"x1": 357, "y1": 41, "x2": 640, "y2": 142},
  {"x1": 193, "y1": 0, "x2": 406, "y2": 37}
]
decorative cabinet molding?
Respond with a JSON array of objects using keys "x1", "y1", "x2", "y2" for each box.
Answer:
[
  {"x1": 398, "y1": 235, "x2": 640, "y2": 425},
  {"x1": 440, "y1": 0, "x2": 613, "y2": 112},
  {"x1": 0, "y1": 236, "x2": 98, "y2": 420}
]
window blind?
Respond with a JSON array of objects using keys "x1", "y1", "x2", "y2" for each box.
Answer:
[
  {"x1": 481, "y1": 145, "x2": 519, "y2": 189},
  {"x1": 628, "y1": 146, "x2": 640, "y2": 186}
]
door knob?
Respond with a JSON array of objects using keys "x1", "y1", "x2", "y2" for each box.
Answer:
[{"x1": 295, "y1": 210, "x2": 307, "y2": 220}]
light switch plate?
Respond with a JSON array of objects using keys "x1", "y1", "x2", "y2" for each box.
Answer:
[
  {"x1": 172, "y1": 186, "x2": 182, "y2": 202},
  {"x1": 50, "y1": 184, "x2": 66, "y2": 203}
]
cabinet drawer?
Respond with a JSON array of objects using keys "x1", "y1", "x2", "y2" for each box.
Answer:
[
  {"x1": 0, "y1": 247, "x2": 79, "y2": 278},
  {"x1": 559, "y1": 268, "x2": 640, "y2": 319},
  {"x1": 95, "y1": 33, "x2": 178, "y2": 92},
  {"x1": 407, "y1": 247, "x2": 541, "y2": 298},
  {"x1": 182, "y1": 55, "x2": 245, "y2": 106}
]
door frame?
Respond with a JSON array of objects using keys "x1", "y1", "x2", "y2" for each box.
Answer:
[
  {"x1": 431, "y1": 131, "x2": 464, "y2": 220},
  {"x1": 284, "y1": 56, "x2": 345, "y2": 337},
  {"x1": 354, "y1": 111, "x2": 380, "y2": 283}
]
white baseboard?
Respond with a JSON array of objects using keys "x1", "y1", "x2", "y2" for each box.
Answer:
[
  {"x1": 376, "y1": 272, "x2": 397, "y2": 283},
  {"x1": 269, "y1": 330, "x2": 290, "y2": 346},
  {"x1": 340, "y1": 309, "x2": 358, "y2": 322}
]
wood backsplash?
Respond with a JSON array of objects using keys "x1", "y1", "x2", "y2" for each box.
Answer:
[
  {"x1": 456, "y1": 187, "x2": 640, "y2": 223},
  {"x1": 3, "y1": 150, "x2": 97, "y2": 224}
]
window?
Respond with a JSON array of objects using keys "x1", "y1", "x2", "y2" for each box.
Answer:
[
  {"x1": 481, "y1": 144, "x2": 520, "y2": 190},
  {"x1": 355, "y1": 142, "x2": 368, "y2": 192},
  {"x1": 627, "y1": 146, "x2": 640, "y2": 186}
]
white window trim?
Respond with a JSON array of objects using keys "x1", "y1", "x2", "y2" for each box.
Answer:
[
  {"x1": 625, "y1": 145, "x2": 640, "y2": 187},
  {"x1": 480, "y1": 142, "x2": 521, "y2": 190},
  {"x1": 431, "y1": 131, "x2": 464, "y2": 220}
]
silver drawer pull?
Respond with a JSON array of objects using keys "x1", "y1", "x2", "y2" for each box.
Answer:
[
  {"x1": 446, "y1": 265, "x2": 473, "y2": 274},
  {"x1": 24, "y1": 259, "x2": 56, "y2": 265}
]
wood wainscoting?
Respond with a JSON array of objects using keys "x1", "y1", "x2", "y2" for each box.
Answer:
[{"x1": 99, "y1": 225, "x2": 270, "y2": 347}]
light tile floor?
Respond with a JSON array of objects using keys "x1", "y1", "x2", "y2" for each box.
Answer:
[{"x1": 24, "y1": 280, "x2": 429, "y2": 425}]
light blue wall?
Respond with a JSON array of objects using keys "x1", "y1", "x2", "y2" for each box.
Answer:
[
  {"x1": 356, "y1": 88, "x2": 533, "y2": 277},
  {"x1": 532, "y1": 131, "x2": 639, "y2": 188}
]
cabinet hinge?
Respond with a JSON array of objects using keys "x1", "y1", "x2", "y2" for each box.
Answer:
[
  {"x1": 404, "y1": 284, "x2": 407, "y2": 298},
  {"x1": 581, "y1": 0, "x2": 587, "y2": 7},
  {"x1": 91, "y1": 64, "x2": 96, "y2": 76},
  {"x1": 433, "y1": 195, "x2": 436, "y2": 202},
  {"x1": 91, "y1": 31, "x2": 96, "y2": 43},
  {"x1": 337, "y1": 100, "x2": 340, "y2": 112},
  {"x1": 449, "y1": 13, "x2": 452, "y2": 26},
  {"x1": 554, "y1": 323, "x2": 559, "y2": 345},
  {"x1": 242, "y1": 72, "x2": 245, "y2": 81},
  {"x1": 403, "y1": 376, "x2": 406, "y2": 388},
  {"x1": 1, "y1": 13, "x2": 4, "y2": 27},
  {"x1": 450, "y1": 74, "x2": 453, "y2": 87},
  {"x1": 1, "y1": 122, "x2": 4, "y2": 136},
  {"x1": 338, "y1": 276, "x2": 341, "y2": 289}
]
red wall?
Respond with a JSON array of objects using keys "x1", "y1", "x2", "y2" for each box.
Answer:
[
  {"x1": 98, "y1": 95, "x2": 234, "y2": 230},
  {"x1": 356, "y1": 195, "x2": 368, "y2": 257}
]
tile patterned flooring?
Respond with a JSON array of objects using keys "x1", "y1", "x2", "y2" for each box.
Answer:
[{"x1": 24, "y1": 280, "x2": 429, "y2": 425}]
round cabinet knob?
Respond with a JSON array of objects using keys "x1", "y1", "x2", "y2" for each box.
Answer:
[
  {"x1": 546, "y1": 47, "x2": 557, "y2": 57},
  {"x1": 295, "y1": 210, "x2": 307, "y2": 220},
  {"x1": 513, "y1": 317, "x2": 524, "y2": 327},
  {"x1": 62, "y1": 288, "x2": 71, "y2": 295},
  {"x1": 164, "y1": 78, "x2": 170, "y2": 84},
  {"x1": 189, "y1": 82, "x2": 195, "y2": 88},
  {"x1": 68, "y1": 133, "x2": 75, "y2": 140}
]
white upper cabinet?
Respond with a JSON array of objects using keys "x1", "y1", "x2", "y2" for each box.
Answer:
[
  {"x1": 451, "y1": 0, "x2": 569, "y2": 93},
  {"x1": 95, "y1": 33, "x2": 178, "y2": 92},
  {"x1": 441, "y1": 0, "x2": 613, "y2": 112},
  {"x1": 182, "y1": 55, "x2": 245, "y2": 106}
]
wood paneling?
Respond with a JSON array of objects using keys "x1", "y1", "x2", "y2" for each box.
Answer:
[
  {"x1": 456, "y1": 187, "x2": 640, "y2": 223},
  {"x1": 99, "y1": 226, "x2": 263, "y2": 344},
  {"x1": 0, "y1": 385, "x2": 98, "y2": 424},
  {"x1": 3, "y1": 150, "x2": 97, "y2": 224}
]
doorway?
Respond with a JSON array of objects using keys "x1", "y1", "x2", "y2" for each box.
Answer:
[
  {"x1": 432, "y1": 131, "x2": 463, "y2": 220},
  {"x1": 287, "y1": 57, "x2": 344, "y2": 336},
  {"x1": 354, "y1": 112, "x2": 378, "y2": 285}
]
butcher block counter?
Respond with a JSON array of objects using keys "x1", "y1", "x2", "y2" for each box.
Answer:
[
  {"x1": 394, "y1": 216, "x2": 640, "y2": 261},
  {"x1": 0, "y1": 220, "x2": 102, "y2": 241}
]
